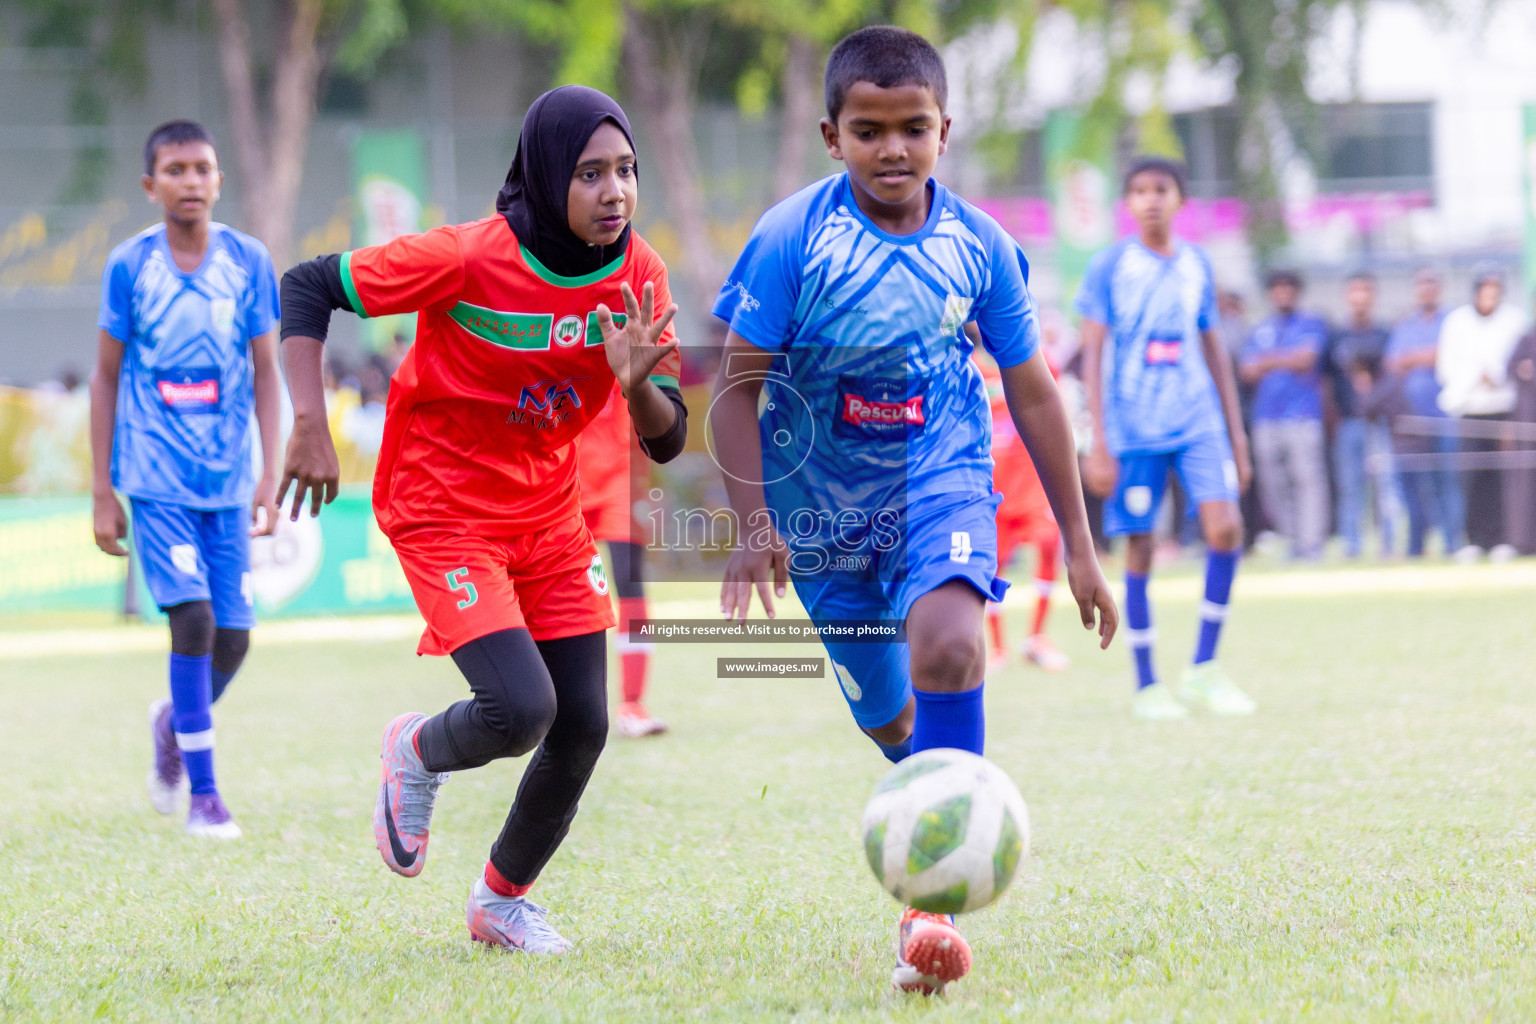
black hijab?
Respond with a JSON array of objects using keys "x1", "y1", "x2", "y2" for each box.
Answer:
[{"x1": 496, "y1": 85, "x2": 637, "y2": 279}]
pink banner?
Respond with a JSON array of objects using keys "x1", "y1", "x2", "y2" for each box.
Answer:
[{"x1": 975, "y1": 192, "x2": 1434, "y2": 246}]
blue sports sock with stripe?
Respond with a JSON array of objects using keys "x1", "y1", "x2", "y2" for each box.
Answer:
[
  {"x1": 169, "y1": 652, "x2": 217, "y2": 795},
  {"x1": 912, "y1": 684, "x2": 985, "y2": 755},
  {"x1": 1126, "y1": 572, "x2": 1157, "y2": 690},
  {"x1": 210, "y1": 667, "x2": 237, "y2": 705},
  {"x1": 873, "y1": 735, "x2": 913, "y2": 764},
  {"x1": 1194, "y1": 548, "x2": 1238, "y2": 665}
]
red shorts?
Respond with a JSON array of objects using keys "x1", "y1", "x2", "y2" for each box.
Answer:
[
  {"x1": 996, "y1": 509, "x2": 1059, "y2": 566},
  {"x1": 581, "y1": 480, "x2": 638, "y2": 544},
  {"x1": 390, "y1": 514, "x2": 616, "y2": 656}
]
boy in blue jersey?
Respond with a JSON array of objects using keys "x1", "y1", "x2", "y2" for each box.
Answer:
[
  {"x1": 90, "y1": 121, "x2": 282, "y2": 838},
  {"x1": 1077, "y1": 157, "x2": 1255, "y2": 721},
  {"x1": 711, "y1": 27, "x2": 1117, "y2": 995}
]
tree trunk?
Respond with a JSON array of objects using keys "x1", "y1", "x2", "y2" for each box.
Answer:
[
  {"x1": 209, "y1": 0, "x2": 328, "y2": 270},
  {"x1": 773, "y1": 33, "x2": 819, "y2": 202},
  {"x1": 260, "y1": 0, "x2": 327, "y2": 269},
  {"x1": 622, "y1": 4, "x2": 720, "y2": 311},
  {"x1": 211, "y1": 0, "x2": 269, "y2": 230}
]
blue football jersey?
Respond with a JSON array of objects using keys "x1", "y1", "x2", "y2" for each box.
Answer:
[
  {"x1": 1074, "y1": 238, "x2": 1224, "y2": 455},
  {"x1": 98, "y1": 222, "x2": 280, "y2": 508},
  {"x1": 713, "y1": 174, "x2": 1040, "y2": 530}
]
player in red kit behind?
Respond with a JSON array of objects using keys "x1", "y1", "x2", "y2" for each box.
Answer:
[
  {"x1": 974, "y1": 344, "x2": 1070, "y2": 674},
  {"x1": 277, "y1": 87, "x2": 686, "y2": 954},
  {"x1": 576, "y1": 385, "x2": 667, "y2": 737}
]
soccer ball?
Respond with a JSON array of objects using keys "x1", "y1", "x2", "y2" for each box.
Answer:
[{"x1": 861, "y1": 748, "x2": 1029, "y2": 915}]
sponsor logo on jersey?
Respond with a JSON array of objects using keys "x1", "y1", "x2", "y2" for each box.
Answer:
[
  {"x1": 155, "y1": 367, "x2": 221, "y2": 413},
  {"x1": 448, "y1": 301, "x2": 553, "y2": 350},
  {"x1": 842, "y1": 393, "x2": 925, "y2": 427},
  {"x1": 1145, "y1": 337, "x2": 1183, "y2": 365},
  {"x1": 553, "y1": 314, "x2": 585, "y2": 348},
  {"x1": 507, "y1": 376, "x2": 587, "y2": 430},
  {"x1": 834, "y1": 373, "x2": 928, "y2": 439}
]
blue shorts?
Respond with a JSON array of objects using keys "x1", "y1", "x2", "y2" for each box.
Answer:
[
  {"x1": 130, "y1": 498, "x2": 254, "y2": 628},
  {"x1": 792, "y1": 492, "x2": 1008, "y2": 730},
  {"x1": 1103, "y1": 433, "x2": 1238, "y2": 537}
]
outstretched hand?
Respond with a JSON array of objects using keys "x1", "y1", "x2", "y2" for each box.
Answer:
[{"x1": 597, "y1": 281, "x2": 678, "y2": 396}]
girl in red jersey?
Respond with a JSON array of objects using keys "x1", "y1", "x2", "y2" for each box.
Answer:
[{"x1": 277, "y1": 87, "x2": 685, "y2": 954}]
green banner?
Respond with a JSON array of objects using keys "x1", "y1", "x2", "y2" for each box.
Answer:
[
  {"x1": 1523, "y1": 105, "x2": 1536, "y2": 307},
  {"x1": 0, "y1": 491, "x2": 417, "y2": 618},
  {"x1": 1045, "y1": 111, "x2": 1116, "y2": 313},
  {"x1": 351, "y1": 130, "x2": 428, "y2": 352}
]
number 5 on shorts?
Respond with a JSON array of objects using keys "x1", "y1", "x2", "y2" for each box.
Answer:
[{"x1": 445, "y1": 566, "x2": 478, "y2": 610}]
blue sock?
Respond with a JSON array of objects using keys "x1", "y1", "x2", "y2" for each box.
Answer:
[
  {"x1": 873, "y1": 735, "x2": 913, "y2": 764},
  {"x1": 911, "y1": 684, "x2": 985, "y2": 755},
  {"x1": 210, "y1": 667, "x2": 237, "y2": 705},
  {"x1": 1126, "y1": 572, "x2": 1157, "y2": 690},
  {"x1": 1194, "y1": 549, "x2": 1238, "y2": 665},
  {"x1": 169, "y1": 653, "x2": 217, "y2": 795}
]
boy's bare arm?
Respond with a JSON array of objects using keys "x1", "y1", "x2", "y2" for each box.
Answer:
[
  {"x1": 278, "y1": 335, "x2": 340, "y2": 520},
  {"x1": 250, "y1": 329, "x2": 282, "y2": 535},
  {"x1": 89, "y1": 330, "x2": 127, "y2": 556},
  {"x1": 1077, "y1": 318, "x2": 1117, "y2": 497},
  {"x1": 711, "y1": 333, "x2": 788, "y2": 620},
  {"x1": 1200, "y1": 328, "x2": 1252, "y2": 493},
  {"x1": 998, "y1": 351, "x2": 1118, "y2": 647}
]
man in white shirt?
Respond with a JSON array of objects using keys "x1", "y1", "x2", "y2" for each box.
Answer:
[{"x1": 1436, "y1": 267, "x2": 1529, "y2": 559}]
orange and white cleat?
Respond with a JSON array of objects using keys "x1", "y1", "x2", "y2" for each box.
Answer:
[
  {"x1": 1023, "y1": 634, "x2": 1071, "y2": 673},
  {"x1": 616, "y1": 701, "x2": 669, "y2": 738},
  {"x1": 892, "y1": 906, "x2": 972, "y2": 995},
  {"x1": 373, "y1": 712, "x2": 447, "y2": 877}
]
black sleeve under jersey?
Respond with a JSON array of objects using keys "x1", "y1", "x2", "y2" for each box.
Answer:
[
  {"x1": 637, "y1": 386, "x2": 688, "y2": 464},
  {"x1": 279, "y1": 254, "x2": 352, "y2": 343}
]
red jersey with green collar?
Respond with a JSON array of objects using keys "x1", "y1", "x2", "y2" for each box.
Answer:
[{"x1": 339, "y1": 216, "x2": 680, "y2": 535}]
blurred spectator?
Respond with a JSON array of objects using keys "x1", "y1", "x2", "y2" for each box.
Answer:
[
  {"x1": 1322, "y1": 273, "x2": 1401, "y2": 557},
  {"x1": 1505, "y1": 311, "x2": 1536, "y2": 555},
  {"x1": 1240, "y1": 270, "x2": 1329, "y2": 560},
  {"x1": 1215, "y1": 290, "x2": 1248, "y2": 358},
  {"x1": 1385, "y1": 268, "x2": 1463, "y2": 557},
  {"x1": 1436, "y1": 267, "x2": 1529, "y2": 560}
]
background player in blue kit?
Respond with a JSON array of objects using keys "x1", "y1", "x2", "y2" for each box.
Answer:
[
  {"x1": 1077, "y1": 157, "x2": 1255, "y2": 721},
  {"x1": 710, "y1": 27, "x2": 1117, "y2": 996},
  {"x1": 90, "y1": 121, "x2": 282, "y2": 838}
]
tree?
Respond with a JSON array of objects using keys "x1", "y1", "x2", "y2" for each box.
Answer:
[{"x1": 209, "y1": 0, "x2": 409, "y2": 268}]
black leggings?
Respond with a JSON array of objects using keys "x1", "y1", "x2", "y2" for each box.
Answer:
[
  {"x1": 416, "y1": 628, "x2": 608, "y2": 886},
  {"x1": 606, "y1": 540, "x2": 645, "y2": 599}
]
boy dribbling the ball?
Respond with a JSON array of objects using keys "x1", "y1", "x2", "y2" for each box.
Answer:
[{"x1": 711, "y1": 27, "x2": 1117, "y2": 995}]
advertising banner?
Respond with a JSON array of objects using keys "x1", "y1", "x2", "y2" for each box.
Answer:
[
  {"x1": 351, "y1": 130, "x2": 428, "y2": 352},
  {"x1": 0, "y1": 490, "x2": 416, "y2": 618},
  {"x1": 1044, "y1": 111, "x2": 1116, "y2": 312}
]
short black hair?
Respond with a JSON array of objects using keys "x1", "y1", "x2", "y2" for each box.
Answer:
[
  {"x1": 1265, "y1": 269, "x2": 1304, "y2": 291},
  {"x1": 1122, "y1": 155, "x2": 1187, "y2": 198},
  {"x1": 824, "y1": 26, "x2": 947, "y2": 122},
  {"x1": 1346, "y1": 270, "x2": 1376, "y2": 286},
  {"x1": 144, "y1": 120, "x2": 216, "y2": 175}
]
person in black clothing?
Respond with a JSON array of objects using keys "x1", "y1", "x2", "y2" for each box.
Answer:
[{"x1": 1322, "y1": 272, "x2": 1399, "y2": 557}]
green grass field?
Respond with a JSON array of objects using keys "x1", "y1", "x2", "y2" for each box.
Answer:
[{"x1": 3, "y1": 567, "x2": 1535, "y2": 1022}]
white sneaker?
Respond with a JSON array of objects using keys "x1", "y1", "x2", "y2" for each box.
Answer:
[
  {"x1": 147, "y1": 698, "x2": 187, "y2": 814},
  {"x1": 1022, "y1": 635, "x2": 1070, "y2": 673},
  {"x1": 1454, "y1": 544, "x2": 1484, "y2": 564},
  {"x1": 617, "y1": 702, "x2": 669, "y2": 738},
  {"x1": 1132, "y1": 683, "x2": 1190, "y2": 720},
  {"x1": 1489, "y1": 543, "x2": 1518, "y2": 564}
]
